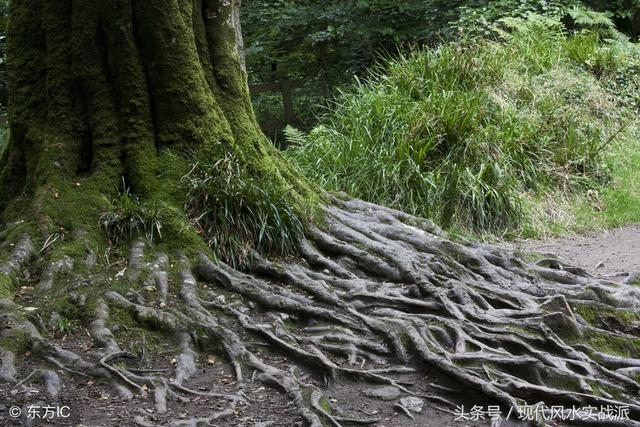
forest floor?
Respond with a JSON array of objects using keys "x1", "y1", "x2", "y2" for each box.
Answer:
[{"x1": 2, "y1": 225, "x2": 639, "y2": 427}]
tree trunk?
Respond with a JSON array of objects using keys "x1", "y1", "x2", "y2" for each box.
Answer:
[{"x1": 0, "y1": 0, "x2": 312, "y2": 245}]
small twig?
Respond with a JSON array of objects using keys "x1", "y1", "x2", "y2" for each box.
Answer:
[
  {"x1": 140, "y1": 333, "x2": 146, "y2": 363},
  {"x1": 169, "y1": 382, "x2": 245, "y2": 401},
  {"x1": 39, "y1": 233, "x2": 60, "y2": 253},
  {"x1": 12, "y1": 369, "x2": 39, "y2": 390},
  {"x1": 45, "y1": 356, "x2": 91, "y2": 378},
  {"x1": 128, "y1": 368, "x2": 172, "y2": 373},
  {"x1": 426, "y1": 382, "x2": 461, "y2": 395}
]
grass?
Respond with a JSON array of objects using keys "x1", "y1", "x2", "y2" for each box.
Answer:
[
  {"x1": 528, "y1": 129, "x2": 640, "y2": 237},
  {"x1": 181, "y1": 153, "x2": 304, "y2": 269},
  {"x1": 284, "y1": 14, "x2": 640, "y2": 237},
  {"x1": 99, "y1": 179, "x2": 165, "y2": 244},
  {"x1": 576, "y1": 133, "x2": 640, "y2": 228}
]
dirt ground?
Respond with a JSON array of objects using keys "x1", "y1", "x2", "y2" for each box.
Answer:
[
  {"x1": 1, "y1": 335, "x2": 517, "y2": 427},
  {"x1": 506, "y1": 224, "x2": 640, "y2": 278},
  {"x1": 3, "y1": 225, "x2": 639, "y2": 427}
]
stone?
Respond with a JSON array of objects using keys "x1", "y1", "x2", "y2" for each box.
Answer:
[
  {"x1": 362, "y1": 386, "x2": 401, "y2": 401},
  {"x1": 41, "y1": 370, "x2": 62, "y2": 398},
  {"x1": 400, "y1": 396, "x2": 424, "y2": 413}
]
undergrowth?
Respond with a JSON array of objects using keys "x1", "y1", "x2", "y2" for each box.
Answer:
[
  {"x1": 181, "y1": 153, "x2": 304, "y2": 269},
  {"x1": 99, "y1": 180, "x2": 165, "y2": 244},
  {"x1": 285, "y1": 13, "x2": 640, "y2": 235}
]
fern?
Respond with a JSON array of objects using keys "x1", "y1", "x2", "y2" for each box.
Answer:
[
  {"x1": 283, "y1": 125, "x2": 309, "y2": 147},
  {"x1": 569, "y1": 7, "x2": 616, "y2": 28},
  {"x1": 569, "y1": 7, "x2": 630, "y2": 43}
]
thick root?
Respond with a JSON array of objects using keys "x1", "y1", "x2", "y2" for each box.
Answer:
[{"x1": 2, "y1": 198, "x2": 640, "y2": 425}]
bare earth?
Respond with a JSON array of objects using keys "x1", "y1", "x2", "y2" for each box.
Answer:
[{"x1": 507, "y1": 224, "x2": 640, "y2": 278}]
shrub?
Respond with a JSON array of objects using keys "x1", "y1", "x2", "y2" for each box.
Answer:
[{"x1": 285, "y1": 15, "x2": 637, "y2": 233}]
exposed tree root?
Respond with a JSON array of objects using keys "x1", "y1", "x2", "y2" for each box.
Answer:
[{"x1": 2, "y1": 198, "x2": 640, "y2": 425}]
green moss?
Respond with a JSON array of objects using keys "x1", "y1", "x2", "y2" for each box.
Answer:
[
  {"x1": 541, "y1": 370, "x2": 581, "y2": 392},
  {"x1": 587, "y1": 331, "x2": 640, "y2": 358},
  {"x1": 48, "y1": 295, "x2": 83, "y2": 321},
  {"x1": 0, "y1": 328, "x2": 32, "y2": 354},
  {"x1": 587, "y1": 380, "x2": 624, "y2": 400},
  {"x1": 398, "y1": 332, "x2": 415, "y2": 351},
  {"x1": 573, "y1": 304, "x2": 599, "y2": 325},
  {"x1": 0, "y1": 273, "x2": 14, "y2": 299},
  {"x1": 319, "y1": 396, "x2": 332, "y2": 414},
  {"x1": 573, "y1": 303, "x2": 640, "y2": 328}
]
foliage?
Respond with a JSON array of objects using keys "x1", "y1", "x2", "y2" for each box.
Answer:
[
  {"x1": 285, "y1": 16, "x2": 638, "y2": 233},
  {"x1": 449, "y1": 0, "x2": 580, "y2": 40},
  {"x1": 243, "y1": 0, "x2": 435, "y2": 84},
  {"x1": 570, "y1": 127, "x2": 640, "y2": 231},
  {"x1": 54, "y1": 316, "x2": 77, "y2": 337},
  {"x1": 242, "y1": 1, "x2": 640, "y2": 135},
  {"x1": 99, "y1": 180, "x2": 165, "y2": 244},
  {"x1": 181, "y1": 153, "x2": 304, "y2": 269},
  {"x1": 242, "y1": 0, "x2": 442, "y2": 131}
]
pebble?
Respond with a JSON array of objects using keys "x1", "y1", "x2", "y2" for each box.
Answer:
[
  {"x1": 400, "y1": 396, "x2": 424, "y2": 413},
  {"x1": 362, "y1": 386, "x2": 401, "y2": 401}
]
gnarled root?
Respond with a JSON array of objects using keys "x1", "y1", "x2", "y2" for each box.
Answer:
[{"x1": 2, "y1": 198, "x2": 640, "y2": 425}]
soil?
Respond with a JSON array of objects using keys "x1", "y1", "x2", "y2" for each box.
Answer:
[
  {"x1": 0, "y1": 327, "x2": 531, "y2": 427},
  {"x1": 506, "y1": 224, "x2": 640, "y2": 277},
  {"x1": 1, "y1": 333, "x2": 520, "y2": 427}
]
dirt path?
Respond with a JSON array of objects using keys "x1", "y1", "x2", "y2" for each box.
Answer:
[{"x1": 506, "y1": 224, "x2": 640, "y2": 278}]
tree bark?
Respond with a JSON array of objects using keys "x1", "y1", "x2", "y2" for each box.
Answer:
[{"x1": 0, "y1": 0, "x2": 311, "y2": 243}]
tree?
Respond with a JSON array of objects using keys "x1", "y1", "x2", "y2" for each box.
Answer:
[
  {"x1": 1, "y1": 1, "x2": 640, "y2": 425},
  {"x1": 0, "y1": 0, "x2": 314, "y2": 244}
]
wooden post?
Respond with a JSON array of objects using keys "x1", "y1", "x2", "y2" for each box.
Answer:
[
  {"x1": 249, "y1": 80, "x2": 303, "y2": 133},
  {"x1": 281, "y1": 80, "x2": 295, "y2": 125}
]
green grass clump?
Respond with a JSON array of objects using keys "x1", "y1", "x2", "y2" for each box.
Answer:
[
  {"x1": 285, "y1": 14, "x2": 639, "y2": 235},
  {"x1": 181, "y1": 153, "x2": 304, "y2": 269},
  {"x1": 99, "y1": 180, "x2": 165, "y2": 244}
]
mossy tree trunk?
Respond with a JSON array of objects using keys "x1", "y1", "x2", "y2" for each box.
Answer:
[{"x1": 0, "y1": 0, "x2": 312, "y2": 243}]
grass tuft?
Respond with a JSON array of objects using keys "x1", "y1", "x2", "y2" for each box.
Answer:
[
  {"x1": 99, "y1": 179, "x2": 164, "y2": 244},
  {"x1": 181, "y1": 153, "x2": 304, "y2": 269}
]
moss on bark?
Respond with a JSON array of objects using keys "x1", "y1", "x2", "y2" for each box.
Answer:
[{"x1": 0, "y1": 0, "x2": 319, "y2": 257}]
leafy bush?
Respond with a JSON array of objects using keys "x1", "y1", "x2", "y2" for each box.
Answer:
[
  {"x1": 450, "y1": 0, "x2": 578, "y2": 40},
  {"x1": 285, "y1": 15, "x2": 637, "y2": 233},
  {"x1": 181, "y1": 154, "x2": 304, "y2": 268},
  {"x1": 99, "y1": 181, "x2": 164, "y2": 244}
]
